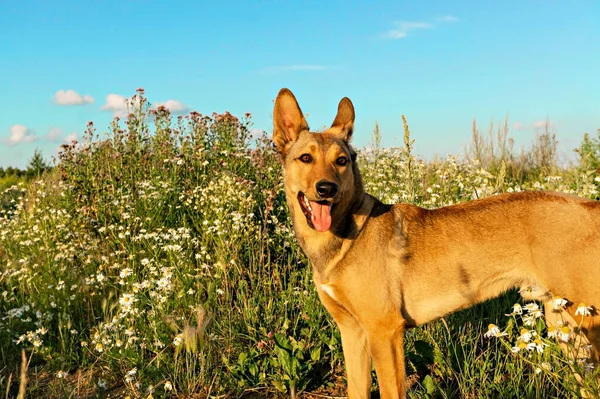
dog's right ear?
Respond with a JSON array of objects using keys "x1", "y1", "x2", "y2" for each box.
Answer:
[{"x1": 273, "y1": 88, "x2": 309, "y2": 156}]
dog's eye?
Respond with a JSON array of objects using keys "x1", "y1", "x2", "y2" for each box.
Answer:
[
  {"x1": 299, "y1": 154, "x2": 312, "y2": 163},
  {"x1": 336, "y1": 156, "x2": 348, "y2": 166}
]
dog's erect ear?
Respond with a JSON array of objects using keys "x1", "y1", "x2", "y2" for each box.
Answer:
[
  {"x1": 330, "y1": 97, "x2": 355, "y2": 141},
  {"x1": 273, "y1": 88, "x2": 309, "y2": 156}
]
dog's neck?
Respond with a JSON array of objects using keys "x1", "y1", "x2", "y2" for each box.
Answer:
[{"x1": 289, "y1": 182, "x2": 373, "y2": 280}]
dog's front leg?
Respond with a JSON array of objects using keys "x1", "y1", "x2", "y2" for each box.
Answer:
[
  {"x1": 366, "y1": 315, "x2": 406, "y2": 399},
  {"x1": 316, "y1": 285, "x2": 372, "y2": 398},
  {"x1": 337, "y1": 316, "x2": 372, "y2": 398}
]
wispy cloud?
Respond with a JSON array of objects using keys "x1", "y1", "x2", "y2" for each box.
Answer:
[
  {"x1": 383, "y1": 21, "x2": 432, "y2": 39},
  {"x1": 533, "y1": 119, "x2": 555, "y2": 129},
  {"x1": 438, "y1": 15, "x2": 460, "y2": 22},
  {"x1": 53, "y1": 89, "x2": 94, "y2": 106},
  {"x1": 262, "y1": 64, "x2": 329, "y2": 73},
  {"x1": 5, "y1": 124, "x2": 37, "y2": 146},
  {"x1": 513, "y1": 120, "x2": 556, "y2": 131},
  {"x1": 383, "y1": 15, "x2": 459, "y2": 39}
]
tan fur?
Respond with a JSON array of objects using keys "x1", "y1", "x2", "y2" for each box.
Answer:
[{"x1": 273, "y1": 88, "x2": 600, "y2": 398}]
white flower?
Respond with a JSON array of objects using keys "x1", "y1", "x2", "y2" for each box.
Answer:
[
  {"x1": 119, "y1": 293, "x2": 136, "y2": 309},
  {"x1": 484, "y1": 324, "x2": 507, "y2": 338},
  {"x1": 518, "y1": 329, "x2": 534, "y2": 343},
  {"x1": 558, "y1": 325, "x2": 572, "y2": 342},
  {"x1": 164, "y1": 381, "x2": 173, "y2": 391},
  {"x1": 575, "y1": 303, "x2": 593, "y2": 316},
  {"x1": 523, "y1": 302, "x2": 539, "y2": 313},
  {"x1": 506, "y1": 303, "x2": 522, "y2": 316},
  {"x1": 511, "y1": 342, "x2": 527, "y2": 353},
  {"x1": 528, "y1": 338, "x2": 547, "y2": 353},
  {"x1": 216, "y1": 288, "x2": 225, "y2": 296},
  {"x1": 120, "y1": 268, "x2": 133, "y2": 278},
  {"x1": 553, "y1": 297, "x2": 567, "y2": 310},
  {"x1": 522, "y1": 315, "x2": 536, "y2": 326},
  {"x1": 173, "y1": 335, "x2": 182, "y2": 346}
]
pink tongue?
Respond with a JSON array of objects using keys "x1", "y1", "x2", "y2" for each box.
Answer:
[{"x1": 310, "y1": 201, "x2": 332, "y2": 232}]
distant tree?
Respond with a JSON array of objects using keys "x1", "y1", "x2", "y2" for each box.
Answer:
[
  {"x1": 0, "y1": 167, "x2": 4, "y2": 178},
  {"x1": 27, "y1": 148, "x2": 49, "y2": 178}
]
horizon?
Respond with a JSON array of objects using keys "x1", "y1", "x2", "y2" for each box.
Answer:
[{"x1": 1, "y1": 1, "x2": 599, "y2": 169}]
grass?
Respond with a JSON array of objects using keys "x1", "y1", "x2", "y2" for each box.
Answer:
[{"x1": 1, "y1": 89, "x2": 599, "y2": 398}]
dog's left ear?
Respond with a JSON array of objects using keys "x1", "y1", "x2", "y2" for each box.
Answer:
[{"x1": 330, "y1": 97, "x2": 355, "y2": 141}]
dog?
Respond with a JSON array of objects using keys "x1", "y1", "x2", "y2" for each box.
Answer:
[{"x1": 272, "y1": 88, "x2": 600, "y2": 398}]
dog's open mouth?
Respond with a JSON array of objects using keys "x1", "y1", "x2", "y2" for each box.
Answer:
[{"x1": 298, "y1": 192, "x2": 333, "y2": 232}]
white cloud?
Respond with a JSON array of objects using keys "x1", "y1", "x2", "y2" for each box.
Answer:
[
  {"x1": 383, "y1": 21, "x2": 432, "y2": 39},
  {"x1": 262, "y1": 65, "x2": 329, "y2": 73},
  {"x1": 48, "y1": 127, "x2": 63, "y2": 141},
  {"x1": 53, "y1": 89, "x2": 94, "y2": 105},
  {"x1": 152, "y1": 99, "x2": 190, "y2": 114},
  {"x1": 533, "y1": 120, "x2": 554, "y2": 129},
  {"x1": 100, "y1": 94, "x2": 129, "y2": 117},
  {"x1": 65, "y1": 132, "x2": 78, "y2": 143},
  {"x1": 5, "y1": 124, "x2": 37, "y2": 146}
]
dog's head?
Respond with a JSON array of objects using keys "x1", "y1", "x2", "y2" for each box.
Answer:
[{"x1": 273, "y1": 88, "x2": 360, "y2": 233}]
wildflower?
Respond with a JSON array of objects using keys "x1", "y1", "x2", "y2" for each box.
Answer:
[
  {"x1": 547, "y1": 325, "x2": 558, "y2": 338},
  {"x1": 529, "y1": 338, "x2": 547, "y2": 353},
  {"x1": 523, "y1": 302, "x2": 539, "y2": 312},
  {"x1": 120, "y1": 268, "x2": 133, "y2": 278},
  {"x1": 173, "y1": 335, "x2": 182, "y2": 346},
  {"x1": 575, "y1": 303, "x2": 593, "y2": 316},
  {"x1": 522, "y1": 315, "x2": 536, "y2": 326},
  {"x1": 56, "y1": 370, "x2": 68, "y2": 379},
  {"x1": 95, "y1": 342, "x2": 104, "y2": 352},
  {"x1": 484, "y1": 324, "x2": 507, "y2": 338},
  {"x1": 164, "y1": 381, "x2": 173, "y2": 391},
  {"x1": 518, "y1": 328, "x2": 533, "y2": 343},
  {"x1": 558, "y1": 325, "x2": 572, "y2": 342},
  {"x1": 216, "y1": 288, "x2": 225, "y2": 296},
  {"x1": 506, "y1": 303, "x2": 523, "y2": 316},
  {"x1": 119, "y1": 293, "x2": 136, "y2": 311},
  {"x1": 553, "y1": 297, "x2": 568, "y2": 310},
  {"x1": 511, "y1": 342, "x2": 527, "y2": 353}
]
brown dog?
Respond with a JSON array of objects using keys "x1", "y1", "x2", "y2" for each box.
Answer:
[{"x1": 272, "y1": 88, "x2": 600, "y2": 398}]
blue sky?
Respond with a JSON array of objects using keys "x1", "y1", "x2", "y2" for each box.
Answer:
[{"x1": 1, "y1": 0, "x2": 599, "y2": 169}]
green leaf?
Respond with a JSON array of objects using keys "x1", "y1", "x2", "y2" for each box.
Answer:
[
  {"x1": 310, "y1": 346, "x2": 321, "y2": 362},
  {"x1": 423, "y1": 374, "x2": 436, "y2": 395}
]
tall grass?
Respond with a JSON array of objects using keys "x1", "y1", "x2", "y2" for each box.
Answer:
[{"x1": 1, "y1": 90, "x2": 599, "y2": 398}]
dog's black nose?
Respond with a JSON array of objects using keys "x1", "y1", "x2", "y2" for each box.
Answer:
[{"x1": 316, "y1": 181, "x2": 338, "y2": 198}]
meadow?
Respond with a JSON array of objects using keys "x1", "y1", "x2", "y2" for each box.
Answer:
[{"x1": 1, "y1": 89, "x2": 600, "y2": 398}]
